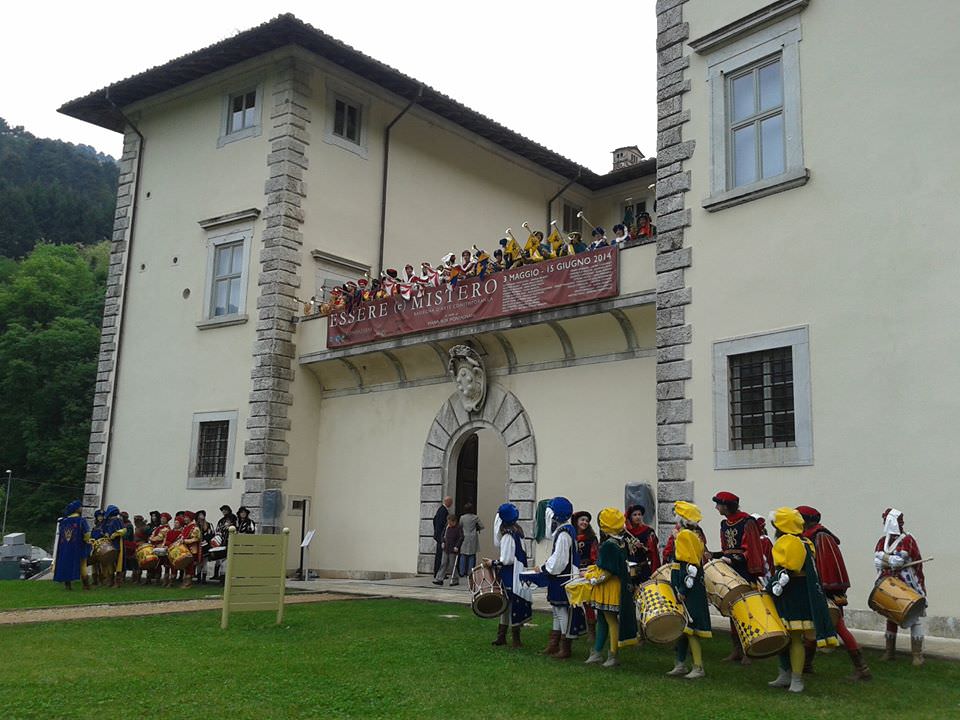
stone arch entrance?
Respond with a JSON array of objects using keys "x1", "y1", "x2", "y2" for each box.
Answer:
[{"x1": 418, "y1": 383, "x2": 537, "y2": 573}]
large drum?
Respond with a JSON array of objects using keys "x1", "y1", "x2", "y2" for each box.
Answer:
[
  {"x1": 206, "y1": 535, "x2": 227, "y2": 562},
  {"x1": 92, "y1": 537, "x2": 117, "y2": 566},
  {"x1": 729, "y1": 591, "x2": 789, "y2": 658},
  {"x1": 868, "y1": 575, "x2": 926, "y2": 627},
  {"x1": 636, "y1": 578, "x2": 687, "y2": 644},
  {"x1": 703, "y1": 559, "x2": 753, "y2": 616},
  {"x1": 469, "y1": 564, "x2": 507, "y2": 619},
  {"x1": 650, "y1": 564, "x2": 672, "y2": 583},
  {"x1": 564, "y1": 578, "x2": 593, "y2": 608},
  {"x1": 167, "y1": 542, "x2": 194, "y2": 571},
  {"x1": 135, "y1": 543, "x2": 159, "y2": 570}
]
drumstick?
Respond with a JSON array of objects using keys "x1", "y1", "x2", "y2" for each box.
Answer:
[{"x1": 900, "y1": 557, "x2": 933, "y2": 569}]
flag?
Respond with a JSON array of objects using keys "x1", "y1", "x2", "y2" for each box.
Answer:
[{"x1": 546, "y1": 227, "x2": 564, "y2": 256}]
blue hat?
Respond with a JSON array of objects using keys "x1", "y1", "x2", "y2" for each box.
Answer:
[
  {"x1": 63, "y1": 500, "x2": 82, "y2": 516},
  {"x1": 591, "y1": 226, "x2": 605, "y2": 237},
  {"x1": 105, "y1": 505, "x2": 120, "y2": 518},
  {"x1": 497, "y1": 503, "x2": 519, "y2": 524},
  {"x1": 94, "y1": 508, "x2": 105, "y2": 518},
  {"x1": 548, "y1": 496, "x2": 573, "y2": 523}
]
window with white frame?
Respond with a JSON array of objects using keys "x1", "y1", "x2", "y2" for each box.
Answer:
[
  {"x1": 218, "y1": 86, "x2": 263, "y2": 147},
  {"x1": 187, "y1": 411, "x2": 237, "y2": 489},
  {"x1": 324, "y1": 83, "x2": 370, "y2": 158},
  {"x1": 200, "y1": 225, "x2": 252, "y2": 326},
  {"x1": 693, "y1": 7, "x2": 809, "y2": 211},
  {"x1": 713, "y1": 326, "x2": 812, "y2": 469}
]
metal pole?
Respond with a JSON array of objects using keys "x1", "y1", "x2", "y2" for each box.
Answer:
[
  {"x1": 1, "y1": 470, "x2": 11, "y2": 539},
  {"x1": 298, "y1": 498, "x2": 307, "y2": 581}
]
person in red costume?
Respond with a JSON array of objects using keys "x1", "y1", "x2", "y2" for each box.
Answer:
[
  {"x1": 179, "y1": 510, "x2": 202, "y2": 589},
  {"x1": 624, "y1": 504, "x2": 660, "y2": 589},
  {"x1": 874, "y1": 508, "x2": 926, "y2": 665},
  {"x1": 752, "y1": 514, "x2": 775, "y2": 585},
  {"x1": 712, "y1": 491, "x2": 765, "y2": 664},
  {"x1": 572, "y1": 511, "x2": 599, "y2": 638},
  {"x1": 797, "y1": 506, "x2": 871, "y2": 681},
  {"x1": 162, "y1": 513, "x2": 185, "y2": 588}
]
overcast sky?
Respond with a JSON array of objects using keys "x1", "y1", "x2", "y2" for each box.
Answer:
[{"x1": 1, "y1": 1, "x2": 657, "y2": 173}]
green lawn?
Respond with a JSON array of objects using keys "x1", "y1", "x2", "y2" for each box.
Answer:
[
  {"x1": 0, "y1": 579, "x2": 222, "y2": 610},
  {"x1": 0, "y1": 599, "x2": 957, "y2": 720}
]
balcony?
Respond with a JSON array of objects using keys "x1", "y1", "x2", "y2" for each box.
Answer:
[{"x1": 297, "y1": 239, "x2": 657, "y2": 395}]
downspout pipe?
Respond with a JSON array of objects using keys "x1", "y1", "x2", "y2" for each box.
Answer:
[
  {"x1": 98, "y1": 89, "x2": 145, "y2": 511},
  {"x1": 377, "y1": 86, "x2": 423, "y2": 276},
  {"x1": 546, "y1": 169, "x2": 583, "y2": 232}
]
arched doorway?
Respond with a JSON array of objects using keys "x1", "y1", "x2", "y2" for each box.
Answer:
[{"x1": 418, "y1": 385, "x2": 537, "y2": 573}]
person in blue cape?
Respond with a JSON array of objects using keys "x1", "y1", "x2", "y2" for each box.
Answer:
[
  {"x1": 53, "y1": 500, "x2": 91, "y2": 590},
  {"x1": 534, "y1": 496, "x2": 586, "y2": 659},
  {"x1": 102, "y1": 505, "x2": 127, "y2": 586},
  {"x1": 486, "y1": 502, "x2": 533, "y2": 648}
]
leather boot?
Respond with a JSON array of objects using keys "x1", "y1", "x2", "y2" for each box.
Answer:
[
  {"x1": 511, "y1": 626, "x2": 523, "y2": 649},
  {"x1": 911, "y1": 637, "x2": 924, "y2": 666},
  {"x1": 847, "y1": 649, "x2": 872, "y2": 681},
  {"x1": 492, "y1": 625, "x2": 508, "y2": 646},
  {"x1": 803, "y1": 642, "x2": 816, "y2": 674},
  {"x1": 882, "y1": 632, "x2": 897, "y2": 661},
  {"x1": 541, "y1": 629, "x2": 561, "y2": 656},
  {"x1": 554, "y1": 637, "x2": 572, "y2": 660}
]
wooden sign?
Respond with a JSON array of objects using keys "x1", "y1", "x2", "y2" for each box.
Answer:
[{"x1": 221, "y1": 526, "x2": 290, "y2": 629}]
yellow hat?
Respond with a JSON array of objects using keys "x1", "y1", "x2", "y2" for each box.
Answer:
[
  {"x1": 673, "y1": 500, "x2": 702, "y2": 524},
  {"x1": 598, "y1": 507, "x2": 625, "y2": 535},
  {"x1": 772, "y1": 507, "x2": 804, "y2": 536}
]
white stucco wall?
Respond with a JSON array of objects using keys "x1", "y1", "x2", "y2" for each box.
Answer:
[{"x1": 681, "y1": 0, "x2": 960, "y2": 618}]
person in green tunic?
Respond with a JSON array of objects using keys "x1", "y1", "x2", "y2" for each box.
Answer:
[
  {"x1": 767, "y1": 507, "x2": 838, "y2": 693},
  {"x1": 584, "y1": 507, "x2": 638, "y2": 668},
  {"x1": 666, "y1": 501, "x2": 712, "y2": 679}
]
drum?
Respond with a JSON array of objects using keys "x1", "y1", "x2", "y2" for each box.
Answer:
[
  {"x1": 564, "y1": 578, "x2": 593, "y2": 608},
  {"x1": 135, "y1": 543, "x2": 159, "y2": 570},
  {"x1": 167, "y1": 542, "x2": 194, "y2": 571},
  {"x1": 469, "y1": 564, "x2": 507, "y2": 619},
  {"x1": 650, "y1": 564, "x2": 672, "y2": 583},
  {"x1": 92, "y1": 538, "x2": 117, "y2": 565},
  {"x1": 153, "y1": 546, "x2": 168, "y2": 558},
  {"x1": 868, "y1": 575, "x2": 926, "y2": 627},
  {"x1": 636, "y1": 578, "x2": 687, "y2": 644},
  {"x1": 729, "y1": 591, "x2": 789, "y2": 658},
  {"x1": 703, "y1": 559, "x2": 753, "y2": 616}
]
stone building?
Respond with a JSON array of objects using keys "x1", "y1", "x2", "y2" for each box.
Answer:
[{"x1": 61, "y1": 2, "x2": 960, "y2": 641}]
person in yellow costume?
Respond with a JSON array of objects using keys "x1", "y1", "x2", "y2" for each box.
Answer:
[
  {"x1": 583, "y1": 507, "x2": 638, "y2": 668},
  {"x1": 666, "y1": 501, "x2": 712, "y2": 679},
  {"x1": 766, "y1": 507, "x2": 838, "y2": 693}
]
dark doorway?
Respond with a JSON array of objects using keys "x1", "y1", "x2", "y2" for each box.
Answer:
[{"x1": 455, "y1": 433, "x2": 479, "y2": 515}]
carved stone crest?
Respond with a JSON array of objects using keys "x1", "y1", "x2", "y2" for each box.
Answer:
[{"x1": 448, "y1": 344, "x2": 486, "y2": 412}]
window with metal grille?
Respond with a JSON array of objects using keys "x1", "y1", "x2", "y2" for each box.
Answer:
[
  {"x1": 195, "y1": 421, "x2": 230, "y2": 477},
  {"x1": 228, "y1": 90, "x2": 257, "y2": 134},
  {"x1": 333, "y1": 98, "x2": 362, "y2": 144},
  {"x1": 729, "y1": 346, "x2": 795, "y2": 450}
]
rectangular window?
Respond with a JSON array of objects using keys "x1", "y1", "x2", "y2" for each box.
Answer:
[
  {"x1": 228, "y1": 90, "x2": 257, "y2": 134},
  {"x1": 728, "y1": 58, "x2": 785, "y2": 189},
  {"x1": 695, "y1": 9, "x2": 808, "y2": 211},
  {"x1": 562, "y1": 203, "x2": 582, "y2": 234},
  {"x1": 195, "y1": 420, "x2": 230, "y2": 477},
  {"x1": 712, "y1": 326, "x2": 812, "y2": 469},
  {"x1": 210, "y1": 241, "x2": 244, "y2": 317},
  {"x1": 187, "y1": 411, "x2": 237, "y2": 489},
  {"x1": 728, "y1": 346, "x2": 795, "y2": 450},
  {"x1": 333, "y1": 98, "x2": 362, "y2": 144}
]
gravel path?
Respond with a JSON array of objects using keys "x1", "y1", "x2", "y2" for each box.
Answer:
[{"x1": 0, "y1": 592, "x2": 362, "y2": 626}]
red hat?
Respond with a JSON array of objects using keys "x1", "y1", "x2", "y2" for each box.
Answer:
[
  {"x1": 160, "y1": 512, "x2": 172, "y2": 522},
  {"x1": 182, "y1": 510, "x2": 196, "y2": 521},
  {"x1": 796, "y1": 506, "x2": 820, "y2": 523},
  {"x1": 133, "y1": 515, "x2": 144, "y2": 522},
  {"x1": 712, "y1": 491, "x2": 739, "y2": 505},
  {"x1": 120, "y1": 511, "x2": 129, "y2": 519}
]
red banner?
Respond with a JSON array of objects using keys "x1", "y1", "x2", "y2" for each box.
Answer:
[{"x1": 326, "y1": 247, "x2": 619, "y2": 348}]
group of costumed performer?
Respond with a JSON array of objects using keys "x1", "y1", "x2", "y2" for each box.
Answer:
[
  {"x1": 665, "y1": 501, "x2": 713, "y2": 679},
  {"x1": 583, "y1": 508, "x2": 639, "y2": 668},
  {"x1": 530, "y1": 497, "x2": 587, "y2": 659},
  {"x1": 52, "y1": 500, "x2": 92, "y2": 590},
  {"x1": 766, "y1": 507, "x2": 839, "y2": 693},
  {"x1": 485, "y1": 502, "x2": 534, "y2": 648},
  {"x1": 875, "y1": 507, "x2": 926, "y2": 665}
]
